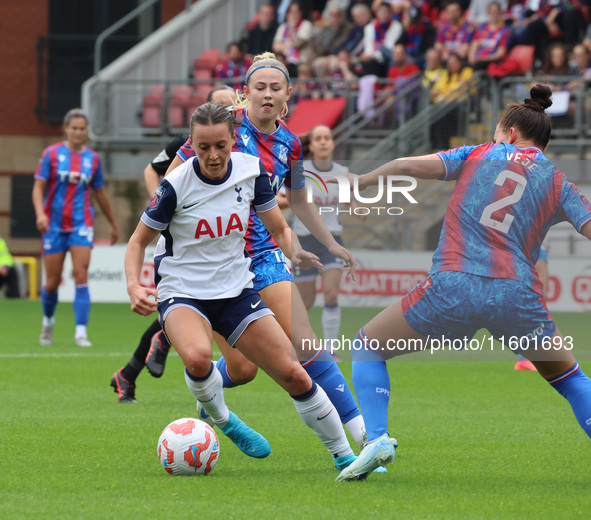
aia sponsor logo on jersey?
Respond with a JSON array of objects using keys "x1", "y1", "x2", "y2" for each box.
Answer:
[{"x1": 194, "y1": 213, "x2": 244, "y2": 239}]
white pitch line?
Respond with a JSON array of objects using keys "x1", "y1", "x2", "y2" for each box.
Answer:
[{"x1": 0, "y1": 352, "x2": 179, "y2": 359}]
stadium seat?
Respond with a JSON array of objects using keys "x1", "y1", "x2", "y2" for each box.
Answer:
[
  {"x1": 286, "y1": 97, "x2": 347, "y2": 138},
  {"x1": 194, "y1": 48, "x2": 222, "y2": 72},
  {"x1": 168, "y1": 85, "x2": 194, "y2": 128},
  {"x1": 141, "y1": 85, "x2": 165, "y2": 128},
  {"x1": 506, "y1": 45, "x2": 536, "y2": 74}
]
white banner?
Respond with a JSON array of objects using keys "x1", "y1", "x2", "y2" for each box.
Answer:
[
  {"x1": 55, "y1": 244, "x2": 155, "y2": 303},
  {"x1": 51, "y1": 245, "x2": 591, "y2": 312}
]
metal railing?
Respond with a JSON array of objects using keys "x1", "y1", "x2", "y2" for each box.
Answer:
[{"x1": 82, "y1": 0, "x2": 265, "y2": 145}]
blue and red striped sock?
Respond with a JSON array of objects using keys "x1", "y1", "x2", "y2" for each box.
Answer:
[{"x1": 548, "y1": 362, "x2": 591, "y2": 438}]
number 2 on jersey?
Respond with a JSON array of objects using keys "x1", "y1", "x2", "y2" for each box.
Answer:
[{"x1": 479, "y1": 170, "x2": 527, "y2": 234}]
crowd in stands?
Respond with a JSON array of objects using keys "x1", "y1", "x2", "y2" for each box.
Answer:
[{"x1": 145, "y1": 0, "x2": 591, "y2": 135}]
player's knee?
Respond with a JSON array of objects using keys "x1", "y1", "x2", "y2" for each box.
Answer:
[
  {"x1": 71, "y1": 267, "x2": 88, "y2": 285},
  {"x1": 323, "y1": 288, "x2": 339, "y2": 306},
  {"x1": 228, "y1": 362, "x2": 258, "y2": 384},
  {"x1": 280, "y1": 363, "x2": 311, "y2": 395},
  {"x1": 184, "y1": 349, "x2": 213, "y2": 378},
  {"x1": 44, "y1": 274, "x2": 61, "y2": 293}
]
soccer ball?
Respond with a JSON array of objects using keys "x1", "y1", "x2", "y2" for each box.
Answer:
[{"x1": 157, "y1": 417, "x2": 220, "y2": 475}]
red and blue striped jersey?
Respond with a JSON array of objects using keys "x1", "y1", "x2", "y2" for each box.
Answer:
[
  {"x1": 177, "y1": 108, "x2": 305, "y2": 257},
  {"x1": 436, "y1": 20, "x2": 473, "y2": 54},
  {"x1": 34, "y1": 142, "x2": 104, "y2": 232},
  {"x1": 434, "y1": 142, "x2": 591, "y2": 295},
  {"x1": 471, "y1": 23, "x2": 511, "y2": 60}
]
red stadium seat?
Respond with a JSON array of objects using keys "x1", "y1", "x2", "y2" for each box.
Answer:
[
  {"x1": 194, "y1": 48, "x2": 223, "y2": 72},
  {"x1": 168, "y1": 85, "x2": 194, "y2": 128},
  {"x1": 286, "y1": 97, "x2": 347, "y2": 138},
  {"x1": 507, "y1": 45, "x2": 536, "y2": 74},
  {"x1": 141, "y1": 85, "x2": 165, "y2": 128}
]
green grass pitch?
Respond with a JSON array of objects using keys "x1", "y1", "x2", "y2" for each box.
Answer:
[{"x1": 0, "y1": 299, "x2": 590, "y2": 519}]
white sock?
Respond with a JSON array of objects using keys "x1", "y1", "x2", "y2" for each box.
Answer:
[
  {"x1": 292, "y1": 384, "x2": 353, "y2": 457},
  {"x1": 184, "y1": 364, "x2": 230, "y2": 426},
  {"x1": 75, "y1": 325, "x2": 87, "y2": 338},
  {"x1": 322, "y1": 305, "x2": 341, "y2": 350},
  {"x1": 344, "y1": 414, "x2": 366, "y2": 449},
  {"x1": 42, "y1": 316, "x2": 55, "y2": 327}
]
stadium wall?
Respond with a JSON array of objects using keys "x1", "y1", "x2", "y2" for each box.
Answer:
[{"x1": 0, "y1": 0, "x2": 191, "y2": 256}]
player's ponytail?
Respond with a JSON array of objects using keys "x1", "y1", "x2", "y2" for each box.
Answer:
[{"x1": 497, "y1": 84, "x2": 553, "y2": 149}]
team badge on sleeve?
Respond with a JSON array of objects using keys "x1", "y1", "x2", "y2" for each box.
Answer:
[{"x1": 150, "y1": 185, "x2": 165, "y2": 210}]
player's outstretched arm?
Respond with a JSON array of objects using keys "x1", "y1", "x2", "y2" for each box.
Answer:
[
  {"x1": 125, "y1": 221, "x2": 160, "y2": 316},
  {"x1": 287, "y1": 187, "x2": 357, "y2": 279},
  {"x1": 355, "y1": 153, "x2": 446, "y2": 190}
]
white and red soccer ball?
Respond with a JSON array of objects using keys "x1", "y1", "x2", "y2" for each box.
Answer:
[{"x1": 157, "y1": 418, "x2": 219, "y2": 475}]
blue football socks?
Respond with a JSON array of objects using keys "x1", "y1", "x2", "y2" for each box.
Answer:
[
  {"x1": 215, "y1": 356, "x2": 239, "y2": 388},
  {"x1": 548, "y1": 362, "x2": 591, "y2": 438},
  {"x1": 351, "y1": 328, "x2": 390, "y2": 442},
  {"x1": 73, "y1": 284, "x2": 91, "y2": 326},
  {"x1": 301, "y1": 348, "x2": 361, "y2": 424},
  {"x1": 41, "y1": 286, "x2": 58, "y2": 318}
]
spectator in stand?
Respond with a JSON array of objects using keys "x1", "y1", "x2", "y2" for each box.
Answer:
[
  {"x1": 291, "y1": 62, "x2": 323, "y2": 107},
  {"x1": 431, "y1": 52, "x2": 474, "y2": 103},
  {"x1": 215, "y1": 42, "x2": 253, "y2": 91},
  {"x1": 422, "y1": 47, "x2": 446, "y2": 89},
  {"x1": 434, "y1": 0, "x2": 474, "y2": 62},
  {"x1": 273, "y1": 1, "x2": 314, "y2": 77},
  {"x1": 468, "y1": 0, "x2": 507, "y2": 25},
  {"x1": 569, "y1": 44, "x2": 591, "y2": 77},
  {"x1": 244, "y1": 3, "x2": 279, "y2": 57},
  {"x1": 320, "y1": 0, "x2": 352, "y2": 20},
  {"x1": 397, "y1": 2, "x2": 436, "y2": 69},
  {"x1": 583, "y1": 22, "x2": 591, "y2": 56},
  {"x1": 343, "y1": 3, "x2": 373, "y2": 57},
  {"x1": 323, "y1": 49, "x2": 365, "y2": 95},
  {"x1": 312, "y1": 3, "x2": 373, "y2": 77},
  {"x1": 0, "y1": 235, "x2": 19, "y2": 298},
  {"x1": 311, "y1": 7, "x2": 353, "y2": 61},
  {"x1": 536, "y1": 41, "x2": 570, "y2": 80},
  {"x1": 359, "y1": 2, "x2": 404, "y2": 77},
  {"x1": 386, "y1": 43, "x2": 420, "y2": 83},
  {"x1": 430, "y1": 53, "x2": 474, "y2": 148},
  {"x1": 467, "y1": 1, "x2": 510, "y2": 71},
  {"x1": 504, "y1": 0, "x2": 535, "y2": 47},
  {"x1": 522, "y1": 0, "x2": 586, "y2": 62},
  {"x1": 383, "y1": 43, "x2": 421, "y2": 124}
]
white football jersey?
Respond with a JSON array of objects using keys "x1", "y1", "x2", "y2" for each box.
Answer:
[
  {"x1": 141, "y1": 152, "x2": 277, "y2": 300},
  {"x1": 291, "y1": 160, "x2": 347, "y2": 236}
]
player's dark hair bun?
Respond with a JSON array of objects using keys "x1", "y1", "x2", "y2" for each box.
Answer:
[{"x1": 524, "y1": 84, "x2": 553, "y2": 111}]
